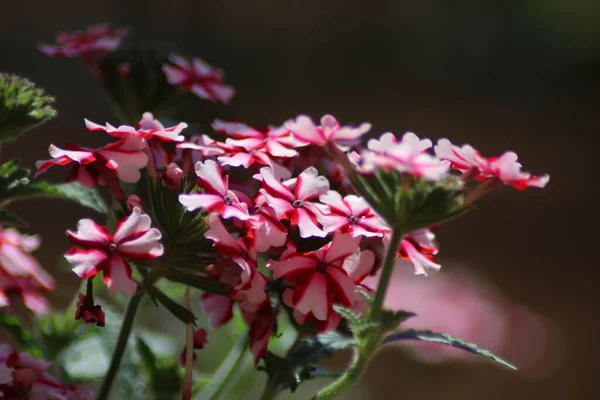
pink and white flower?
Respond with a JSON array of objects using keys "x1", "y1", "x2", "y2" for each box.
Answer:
[
  {"x1": 0, "y1": 228, "x2": 53, "y2": 315},
  {"x1": 268, "y1": 233, "x2": 367, "y2": 322},
  {"x1": 163, "y1": 54, "x2": 235, "y2": 103},
  {"x1": 38, "y1": 23, "x2": 127, "y2": 61},
  {"x1": 396, "y1": 229, "x2": 441, "y2": 276},
  {"x1": 35, "y1": 135, "x2": 148, "y2": 195},
  {"x1": 257, "y1": 167, "x2": 330, "y2": 238},
  {"x1": 318, "y1": 191, "x2": 389, "y2": 237},
  {"x1": 360, "y1": 132, "x2": 449, "y2": 180},
  {"x1": 434, "y1": 139, "x2": 549, "y2": 190},
  {"x1": 179, "y1": 160, "x2": 251, "y2": 221},
  {"x1": 246, "y1": 196, "x2": 288, "y2": 253},
  {"x1": 286, "y1": 114, "x2": 371, "y2": 148},
  {"x1": 64, "y1": 208, "x2": 164, "y2": 295},
  {"x1": 85, "y1": 112, "x2": 187, "y2": 143}
]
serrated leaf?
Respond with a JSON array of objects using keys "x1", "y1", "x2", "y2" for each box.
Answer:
[
  {"x1": 332, "y1": 304, "x2": 362, "y2": 328},
  {"x1": 260, "y1": 331, "x2": 357, "y2": 395},
  {"x1": 379, "y1": 309, "x2": 416, "y2": 331},
  {"x1": 383, "y1": 329, "x2": 517, "y2": 370},
  {"x1": 146, "y1": 286, "x2": 196, "y2": 325},
  {"x1": 356, "y1": 289, "x2": 373, "y2": 304},
  {"x1": 6, "y1": 181, "x2": 107, "y2": 214},
  {"x1": 0, "y1": 209, "x2": 26, "y2": 226}
]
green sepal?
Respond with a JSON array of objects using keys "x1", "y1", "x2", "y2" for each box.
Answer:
[{"x1": 146, "y1": 286, "x2": 196, "y2": 325}]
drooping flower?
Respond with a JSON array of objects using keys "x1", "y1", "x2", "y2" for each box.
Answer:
[
  {"x1": 64, "y1": 208, "x2": 164, "y2": 295},
  {"x1": 163, "y1": 54, "x2": 235, "y2": 103},
  {"x1": 162, "y1": 162, "x2": 183, "y2": 189},
  {"x1": 38, "y1": 24, "x2": 127, "y2": 62},
  {"x1": 241, "y1": 299, "x2": 275, "y2": 362},
  {"x1": 395, "y1": 229, "x2": 441, "y2": 276},
  {"x1": 268, "y1": 233, "x2": 366, "y2": 322},
  {"x1": 359, "y1": 132, "x2": 449, "y2": 180},
  {"x1": 257, "y1": 167, "x2": 330, "y2": 238},
  {"x1": 0, "y1": 227, "x2": 53, "y2": 315},
  {"x1": 0, "y1": 344, "x2": 93, "y2": 399},
  {"x1": 35, "y1": 135, "x2": 148, "y2": 197},
  {"x1": 318, "y1": 191, "x2": 389, "y2": 237},
  {"x1": 285, "y1": 114, "x2": 371, "y2": 148},
  {"x1": 179, "y1": 160, "x2": 252, "y2": 221},
  {"x1": 74, "y1": 279, "x2": 105, "y2": 327},
  {"x1": 434, "y1": 139, "x2": 549, "y2": 190}
]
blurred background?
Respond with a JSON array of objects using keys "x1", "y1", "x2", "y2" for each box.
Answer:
[{"x1": 1, "y1": 0, "x2": 598, "y2": 399}]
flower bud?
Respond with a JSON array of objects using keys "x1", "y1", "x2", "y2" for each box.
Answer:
[{"x1": 162, "y1": 162, "x2": 183, "y2": 189}]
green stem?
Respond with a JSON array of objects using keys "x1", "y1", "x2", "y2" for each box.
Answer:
[
  {"x1": 259, "y1": 374, "x2": 279, "y2": 400},
  {"x1": 97, "y1": 290, "x2": 144, "y2": 400},
  {"x1": 199, "y1": 332, "x2": 250, "y2": 400},
  {"x1": 315, "y1": 229, "x2": 403, "y2": 400}
]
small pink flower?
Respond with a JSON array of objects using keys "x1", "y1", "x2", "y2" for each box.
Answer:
[
  {"x1": 64, "y1": 208, "x2": 164, "y2": 295},
  {"x1": 179, "y1": 160, "x2": 251, "y2": 221},
  {"x1": 38, "y1": 24, "x2": 127, "y2": 61},
  {"x1": 163, "y1": 54, "x2": 235, "y2": 103},
  {"x1": 257, "y1": 167, "x2": 330, "y2": 238},
  {"x1": 268, "y1": 233, "x2": 366, "y2": 321},
  {"x1": 360, "y1": 132, "x2": 449, "y2": 180},
  {"x1": 434, "y1": 139, "x2": 549, "y2": 190},
  {"x1": 162, "y1": 162, "x2": 183, "y2": 189},
  {"x1": 0, "y1": 228, "x2": 53, "y2": 316},
  {"x1": 35, "y1": 136, "x2": 148, "y2": 195},
  {"x1": 285, "y1": 114, "x2": 371, "y2": 148},
  {"x1": 318, "y1": 191, "x2": 389, "y2": 237}
]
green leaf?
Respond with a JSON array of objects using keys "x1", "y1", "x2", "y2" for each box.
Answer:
[
  {"x1": 0, "y1": 209, "x2": 26, "y2": 226},
  {"x1": 7, "y1": 181, "x2": 107, "y2": 214},
  {"x1": 0, "y1": 312, "x2": 41, "y2": 356},
  {"x1": 146, "y1": 286, "x2": 196, "y2": 325},
  {"x1": 164, "y1": 269, "x2": 232, "y2": 296},
  {"x1": 260, "y1": 331, "x2": 358, "y2": 395},
  {"x1": 0, "y1": 73, "x2": 56, "y2": 142},
  {"x1": 383, "y1": 329, "x2": 517, "y2": 370},
  {"x1": 379, "y1": 309, "x2": 416, "y2": 331},
  {"x1": 332, "y1": 305, "x2": 362, "y2": 328}
]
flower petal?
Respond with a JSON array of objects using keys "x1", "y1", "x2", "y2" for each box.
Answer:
[{"x1": 117, "y1": 228, "x2": 163, "y2": 259}]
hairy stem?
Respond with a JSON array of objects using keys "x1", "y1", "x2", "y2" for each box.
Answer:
[
  {"x1": 182, "y1": 287, "x2": 194, "y2": 400},
  {"x1": 97, "y1": 290, "x2": 144, "y2": 400},
  {"x1": 315, "y1": 229, "x2": 403, "y2": 399}
]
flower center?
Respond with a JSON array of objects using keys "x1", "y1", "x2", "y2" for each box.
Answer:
[
  {"x1": 251, "y1": 205, "x2": 261, "y2": 214},
  {"x1": 292, "y1": 199, "x2": 304, "y2": 208},
  {"x1": 107, "y1": 243, "x2": 117, "y2": 253},
  {"x1": 348, "y1": 215, "x2": 358, "y2": 225},
  {"x1": 316, "y1": 261, "x2": 328, "y2": 272},
  {"x1": 223, "y1": 194, "x2": 234, "y2": 205}
]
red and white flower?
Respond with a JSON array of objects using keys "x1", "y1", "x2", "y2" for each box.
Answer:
[
  {"x1": 38, "y1": 23, "x2": 127, "y2": 61},
  {"x1": 268, "y1": 233, "x2": 367, "y2": 322},
  {"x1": 395, "y1": 229, "x2": 441, "y2": 276},
  {"x1": 64, "y1": 208, "x2": 164, "y2": 295},
  {"x1": 85, "y1": 112, "x2": 187, "y2": 143},
  {"x1": 318, "y1": 191, "x2": 389, "y2": 237},
  {"x1": 0, "y1": 344, "x2": 92, "y2": 399},
  {"x1": 35, "y1": 135, "x2": 148, "y2": 195},
  {"x1": 163, "y1": 54, "x2": 235, "y2": 103},
  {"x1": 246, "y1": 196, "x2": 288, "y2": 253},
  {"x1": 434, "y1": 139, "x2": 549, "y2": 190},
  {"x1": 179, "y1": 160, "x2": 251, "y2": 221},
  {"x1": 286, "y1": 114, "x2": 371, "y2": 149},
  {"x1": 0, "y1": 228, "x2": 53, "y2": 316},
  {"x1": 257, "y1": 167, "x2": 330, "y2": 238},
  {"x1": 241, "y1": 299, "x2": 275, "y2": 362},
  {"x1": 360, "y1": 132, "x2": 449, "y2": 180}
]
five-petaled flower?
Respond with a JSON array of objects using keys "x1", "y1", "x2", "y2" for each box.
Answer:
[
  {"x1": 163, "y1": 54, "x2": 235, "y2": 103},
  {"x1": 286, "y1": 114, "x2": 371, "y2": 149},
  {"x1": 434, "y1": 139, "x2": 549, "y2": 190},
  {"x1": 179, "y1": 160, "x2": 252, "y2": 221},
  {"x1": 318, "y1": 191, "x2": 389, "y2": 237},
  {"x1": 257, "y1": 167, "x2": 330, "y2": 238},
  {"x1": 64, "y1": 208, "x2": 164, "y2": 295},
  {"x1": 268, "y1": 233, "x2": 369, "y2": 322},
  {"x1": 38, "y1": 23, "x2": 127, "y2": 62},
  {"x1": 359, "y1": 132, "x2": 449, "y2": 180}
]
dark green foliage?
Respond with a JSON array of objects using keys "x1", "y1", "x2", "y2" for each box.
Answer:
[{"x1": 0, "y1": 73, "x2": 56, "y2": 142}]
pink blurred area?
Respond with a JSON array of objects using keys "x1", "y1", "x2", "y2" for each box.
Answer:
[{"x1": 364, "y1": 259, "x2": 560, "y2": 376}]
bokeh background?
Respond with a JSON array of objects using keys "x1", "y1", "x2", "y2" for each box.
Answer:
[{"x1": 1, "y1": 1, "x2": 598, "y2": 399}]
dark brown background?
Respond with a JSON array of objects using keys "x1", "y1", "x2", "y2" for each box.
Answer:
[{"x1": 1, "y1": 1, "x2": 598, "y2": 399}]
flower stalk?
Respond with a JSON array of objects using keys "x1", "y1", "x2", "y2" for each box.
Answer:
[{"x1": 97, "y1": 289, "x2": 145, "y2": 400}]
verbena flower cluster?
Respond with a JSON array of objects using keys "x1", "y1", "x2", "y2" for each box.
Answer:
[{"x1": 0, "y1": 23, "x2": 549, "y2": 400}]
